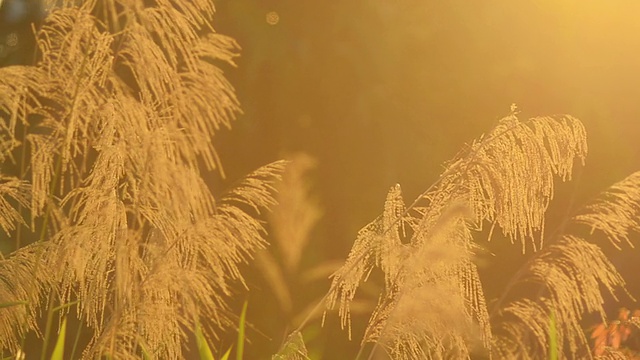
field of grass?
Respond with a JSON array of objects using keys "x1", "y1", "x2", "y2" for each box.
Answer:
[{"x1": 0, "y1": 1, "x2": 639, "y2": 359}]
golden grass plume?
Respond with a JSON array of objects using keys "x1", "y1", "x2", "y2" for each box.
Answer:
[{"x1": 0, "y1": 0, "x2": 285, "y2": 358}]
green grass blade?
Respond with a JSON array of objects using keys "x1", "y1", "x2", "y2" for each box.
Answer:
[
  {"x1": 220, "y1": 347, "x2": 232, "y2": 360},
  {"x1": 195, "y1": 323, "x2": 215, "y2": 360},
  {"x1": 51, "y1": 317, "x2": 67, "y2": 360},
  {"x1": 236, "y1": 301, "x2": 248, "y2": 360},
  {"x1": 52, "y1": 300, "x2": 79, "y2": 312},
  {"x1": 140, "y1": 343, "x2": 152, "y2": 360},
  {"x1": 549, "y1": 310, "x2": 558, "y2": 360},
  {"x1": 0, "y1": 301, "x2": 27, "y2": 309}
]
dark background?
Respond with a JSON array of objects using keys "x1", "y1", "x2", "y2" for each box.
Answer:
[{"x1": 2, "y1": 0, "x2": 640, "y2": 358}]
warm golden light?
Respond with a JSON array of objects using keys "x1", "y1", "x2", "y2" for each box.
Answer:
[{"x1": 1, "y1": 0, "x2": 640, "y2": 359}]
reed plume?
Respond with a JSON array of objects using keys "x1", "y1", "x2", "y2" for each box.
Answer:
[
  {"x1": 0, "y1": 0, "x2": 284, "y2": 358},
  {"x1": 321, "y1": 111, "x2": 639, "y2": 359},
  {"x1": 492, "y1": 171, "x2": 640, "y2": 359}
]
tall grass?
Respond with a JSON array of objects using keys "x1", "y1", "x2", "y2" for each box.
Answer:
[
  {"x1": 0, "y1": 0, "x2": 283, "y2": 358},
  {"x1": 308, "y1": 111, "x2": 640, "y2": 359},
  {"x1": 1, "y1": 1, "x2": 639, "y2": 359}
]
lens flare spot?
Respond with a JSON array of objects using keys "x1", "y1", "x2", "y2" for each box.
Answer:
[{"x1": 266, "y1": 11, "x2": 279, "y2": 25}]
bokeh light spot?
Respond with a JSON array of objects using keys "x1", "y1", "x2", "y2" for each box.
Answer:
[
  {"x1": 266, "y1": 11, "x2": 279, "y2": 25},
  {"x1": 6, "y1": 33, "x2": 18, "y2": 47}
]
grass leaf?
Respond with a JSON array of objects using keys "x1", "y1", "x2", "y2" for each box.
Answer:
[
  {"x1": 0, "y1": 301, "x2": 27, "y2": 309},
  {"x1": 237, "y1": 301, "x2": 248, "y2": 360},
  {"x1": 220, "y1": 347, "x2": 232, "y2": 360},
  {"x1": 195, "y1": 324, "x2": 215, "y2": 360},
  {"x1": 140, "y1": 343, "x2": 152, "y2": 360},
  {"x1": 51, "y1": 317, "x2": 67, "y2": 360},
  {"x1": 549, "y1": 310, "x2": 558, "y2": 360}
]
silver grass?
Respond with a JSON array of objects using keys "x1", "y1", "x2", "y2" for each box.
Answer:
[
  {"x1": 489, "y1": 160, "x2": 640, "y2": 359},
  {"x1": 326, "y1": 113, "x2": 590, "y2": 359},
  {"x1": 0, "y1": 243, "x2": 50, "y2": 353},
  {"x1": 0, "y1": 176, "x2": 30, "y2": 235},
  {"x1": 491, "y1": 235, "x2": 627, "y2": 359},
  {"x1": 0, "y1": 0, "x2": 283, "y2": 358},
  {"x1": 574, "y1": 171, "x2": 640, "y2": 249},
  {"x1": 314, "y1": 108, "x2": 640, "y2": 360}
]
